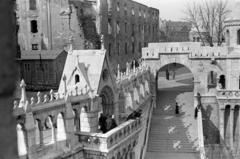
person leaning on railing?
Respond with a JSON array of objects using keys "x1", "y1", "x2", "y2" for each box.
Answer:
[{"x1": 126, "y1": 109, "x2": 142, "y2": 121}]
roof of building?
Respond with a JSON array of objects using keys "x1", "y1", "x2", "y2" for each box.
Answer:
[
  {"x1": 21, "y1": 50, "x2": 66, "y2": 60},
  {"x1": 165, "y1": 21, "x2": 192, "y2": 31},
  {"x1": 58, "y1": 49, "x2": 107, "y2": 94},
  {"x1": 225, "y1": 1, "x2": 240, "y2": 21}
]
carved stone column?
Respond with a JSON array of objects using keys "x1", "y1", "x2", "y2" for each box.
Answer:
[
  {"x1": 219, "y1": 108, "x2": 225, "y2": 140},
  {"x1": 230, "y1": 107, "x2": 234, "y2": 150}
]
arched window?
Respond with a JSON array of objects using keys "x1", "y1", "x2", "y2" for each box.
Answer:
[
  {"x1": 219, "y1": 75, "x2": 226, "y2": 89},
  {"x1": 75, "y1": 75, "x2": 80, "y2": 84},
  {"x1": 226, "y1": 30, "x2": 230, "y2": 46},
  {"x1": 197, "y1": 37, "x2": 200, "y2": 42},
  {"x1": 193, "y1": 37, "x2": 195, "y2": 42},
  {"x1": 237, "y1": 30, "x2": 240, "y2": 45}
]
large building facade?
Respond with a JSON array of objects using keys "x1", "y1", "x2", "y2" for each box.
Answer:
[{"x1": 16, "y1": 0, "x2": 159, "y2": 73}]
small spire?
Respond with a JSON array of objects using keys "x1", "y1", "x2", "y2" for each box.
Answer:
[
  {"x1": 19, "y1": 79, "x2": 27, "y2": 108},
  {"x1": 117, "y1": 64, "x2": 120, "y2": 79},
  {"x1": 101, "y1": 35, "x2": 105, "y2": 50}
]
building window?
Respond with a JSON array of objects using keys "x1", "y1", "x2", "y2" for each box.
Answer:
[
  {"x1": 197, "y1": 37, "x2": 200, "y2": 42},
  {"x1": 24, "y1": 64, "x2": 30, "y2": 71},
  {"x1": 117, "y1": 43, "x2": 120, "y2": 55},
  {"x1": 29, "y1": 0, "x2": 36, "y2": 10},
  {"x1": 125, "y1": 43, "x2": 127, "y2": 55},
  {"x1": 193, "y1": 37, "x2": 196, "y2": 42},
  {"x1": 139, "y1": 42, "x2": 141, "y2": 53},
  {"x1": 31, "y1": 20, "x2": 38, "y2": 33},
  {"x1": 139, "y1": 25, "x2": 141, "y2": 34},
  {"x1": 132, "y1": 7, "x2": 134, "y2": 16},
  {"x1": 75, "y1": 75, "x2": 80, "y2": 84},
  {"x1": 139, "y1": 9, "x2": 141, "y2": 17},
  {"x1": 125, "y1": 22, "x2": 127, "y2": 33},
  {"x1": 117, "y1": 21, "x2": 120, "y2": 34},
  {"x1": 124, "y1": 4, "x2": 127, "y2": 15},
  {"x1": 132, "y1": 42, "x2": 135, "y2": 54},
  {"x1": 144, "y1": 11, "x2": 145, "y2": 18},
  {"x1": 109, "y1": 43, "x2": 111, "y2": 57},
  {"x1": 32, "y1": 44, "x2": 38, "y2": 50},
  {"x1": 108, "y1": 19, "x2": 112, "y2": 34},
  {"x1": 117, "y1": 2, "x2": 120, "y2": 12}
]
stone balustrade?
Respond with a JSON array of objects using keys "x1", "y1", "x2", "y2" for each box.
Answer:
[
  {"x1": 217, "y1": 90, "x2": 240, "y2": 98},
  {"x1": 76, "y1": 117, "x2": 143, "y2": 151}
]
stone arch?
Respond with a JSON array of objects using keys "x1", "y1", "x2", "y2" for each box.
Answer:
[
  {"x1": 224, "y1": 105, "x2": 231, "y2": 146},
  {"x1": 35, "y1": 119, "x2": 41, "y2": 145},
  {"x1": 57, "y1": 112, "x2": 67, "y2": 141},
  {"x1": 16, "y1": 123, "x2": 27, "y2": 156},
  {"x1": 139, "y1": 83, "x2": 145, "y2": 99},
  {"x1": 125, "y1": 91, "x2": 133, "y2": 111},
  {"x1": 233, "y1": 105, "x2": 240, "y2": 147},
  {"x1": 100, "y1": 85, "x2": 114, "y2": 115},
  {"x1": 226, "y1": 30, "x2": 230, "y2": 46},
  {"x1": 133, "y1": 87, "x2": 140, "y2": 106},
  {"x1": 43, "y1": 115, "x2": 54, "y2": 144},
  {"x1": 238, "y1": 29, "x2": 240, "y2": 45},
  {"x1": 219, "y1": 75, "x2": 226, "y2": 89}
]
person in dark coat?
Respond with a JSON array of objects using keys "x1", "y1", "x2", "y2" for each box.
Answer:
[
  {"x1": 99, "y1": 113, "x2": 107, "y2": 133},
  {"x1": 166, "y1": 69, "x2": 169, "y2": 80},
  {"x1": 175, "y1": 103, "x2": 180, "y2": 117},
  {"x1": 105, "y1": 114, "x2": 113, "y2": 132},
  {"x1": 134, "y1": 109, "x2": 142, "y2": 118},
  {"x1": 194, "y1": 107, "x2": 198, "y2": 119},
  {"x1": 126, "y1": 111, "x2": 136, "y2": 121}
]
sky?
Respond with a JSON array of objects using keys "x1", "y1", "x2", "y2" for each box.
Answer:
[{"x1": 134, "y1": 0, "x2": 236, "y2": 21}]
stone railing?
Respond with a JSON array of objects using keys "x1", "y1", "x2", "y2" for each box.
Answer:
[
  {"x1": 216, "y1": 90, "x2": 240, "y2": 98},
  {"x1": 76, "y1": 117, "x2": 143, "y2": 152},
  {"x1": 198, "y1": 109, "x2": 206, "y2": 159}
]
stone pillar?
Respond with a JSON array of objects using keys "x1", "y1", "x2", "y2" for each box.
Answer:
[
  {"x1": 80, "y1": 107, "x2": 98, "y2": 133},
  {"x1": 39, "y1": 125, "x2": 44, "y2": 147},
  {"x1": 230, "y1": 107, "x2": 234, "y2": 150},
  {"x1": 51, "y1": 124, "x2": 57, "y2": 143},
  {"x1": 220, "y1": 108, "x2": 225, "y2": 140},
  {"x1": 64, "y1": 96, "x2": 75, "y2": 149},
  {"x1": 114, "y1": 93, "x2": 119, "y2": 124}
]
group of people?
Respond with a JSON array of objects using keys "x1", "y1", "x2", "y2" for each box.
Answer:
[
  {"x1": 99, "y1": 114, "x2": 117, "y2": 133},
  {"x1": 166, "y1": 69, "x2": 176, "y2": 80},
  {"x1": 126, "y1": 109, "x2": 142, "y2": 121}
]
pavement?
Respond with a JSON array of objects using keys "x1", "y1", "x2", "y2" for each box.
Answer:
[{"x1": 145, "y1": 66, "x2": 199, "y2": 159}]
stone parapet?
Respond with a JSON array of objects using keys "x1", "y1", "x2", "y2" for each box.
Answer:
[
  {"x1": 217, "y1": 89, "x2": 240, "y2": 99},
  {"x1": 76, "y1": 116, "x2": 143, "y2": 152}
]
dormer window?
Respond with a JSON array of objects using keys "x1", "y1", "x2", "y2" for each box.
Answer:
[{"x1": 75, "y1": 75, "x2": 80, "y2": 84}]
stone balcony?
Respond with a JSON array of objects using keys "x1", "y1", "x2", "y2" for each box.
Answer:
[
  {"x1": 216, "y1": 89, "x2": 240, "y2": 99},
  {"x1": 76, "y1": 117, "x2": 143, "y2": 152}
]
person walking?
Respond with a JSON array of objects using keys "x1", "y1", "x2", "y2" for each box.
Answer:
[
  {"x1": 175, "y1": 103, "x2": 180, "y2": 117},
  {"x1": 172, "y1": 70, "x2": 176, "y2": 80},
  {"x1": 166, "y1": 69, "x2": 169, "y2": 80}
]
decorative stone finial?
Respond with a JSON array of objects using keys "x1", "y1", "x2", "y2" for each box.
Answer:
[
  {"x1": 43, "y1": 95, "x2": 49, "y2": 103},
  {"x1": 69, "y1": 36, "x2": 73, "y2": 54},
  {"x1": 30, "y1": 97, "x2": 35, "y2": 106},
  {"x1": 37, "y1": 92, "x2": 42, "y2": 104},
  {"x1": 50, "y1": 89, "x2": 54, "y2": 101},
  {"x1": 24, "y1": 100, "x2": 31, "y2": 113},
  {"x1": 101, "y1": 35, "x2": 104, "y2": 50},
  {"x1": 19, "y1": 79, "x2": 27, "y2": 108}
]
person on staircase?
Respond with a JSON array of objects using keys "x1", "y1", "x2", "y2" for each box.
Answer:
[
  {"x1": 166, "y1": 69, "x2": 169, "y2": 80},
  {"x1": 175, "y1": 103, "x2": 180, "y2": 117},
  {"x1": 195, "y1": 93, "x2": 202, "y2": 119}
]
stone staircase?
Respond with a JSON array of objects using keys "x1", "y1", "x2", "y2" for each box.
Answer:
[{"x1": 145, "y1": 91, "x2": 199, "y2": 159}]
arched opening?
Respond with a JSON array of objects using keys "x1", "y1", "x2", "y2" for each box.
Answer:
[
  {"x1": 193, "y1": 37, "x2": 195, "y2": 42},
  {"x1": 57, "y1": 113, "x2": 67, "y2": 141},
  {"x1": 197, "y1": 37, "x2": 200, "y2": 42},
  {"x1": 238, "y1": 30, "x2": 240, "y2": 45},
  {"x1": 35, "y1": 119, "x2": 41, "y2": 145},
  {"x1": 43, "y1": 116, "x2": 53, "y2": 144},
  {"x1": 224, "y1": 105, "x2": 231, "y2": 146},
  {"x1": 233, "y1": 105, "x2": 239, "y2": 148},
  {"x1": 75, "y1": 74, "x2": 80, "y2": 84},
  {"x1": 226, "y1": 30, "x2": 230, "y2": 46},
  {"x1": 100, "y1": 86, "x2": 114, "y2": 116},
  {"x1": 219, "y1": 75, "x2": 226, "y2": 89},
  {"x1": 207, "y1": 71, "x2": 217, "y2": 89},
  {"x1": 16, "y1": 124, "x2": 27, "y2": 156},
  {"x1": 73, "y1": 109, "x2": 80, "y2": 132}
]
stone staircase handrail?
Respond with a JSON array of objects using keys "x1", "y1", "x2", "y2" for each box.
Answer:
[{"x1": 197, "y1": 109, "x2": 206, "y2": 159}]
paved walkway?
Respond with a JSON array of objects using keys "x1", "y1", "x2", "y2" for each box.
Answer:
[{"x1": 145, "y1": 70, "x2": 199, "y2": 159}]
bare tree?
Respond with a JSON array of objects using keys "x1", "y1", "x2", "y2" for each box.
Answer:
[{"x1": 182, "y1": 0, "x2": 230, "y2": 46}]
